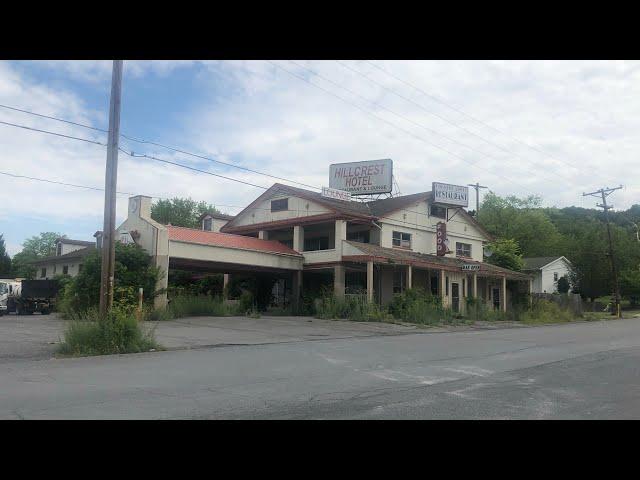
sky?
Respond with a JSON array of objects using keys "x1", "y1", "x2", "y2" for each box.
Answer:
[{"x1": 1, "y1": 60, "x2": 639, "y2": 256}]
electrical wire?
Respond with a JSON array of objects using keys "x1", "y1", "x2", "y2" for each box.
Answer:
[
  {"x1": 362, "y1": 60, "x2": 621, "y2": 186},
  {"x1": 0, "y1": 119, "x2": 106, "y2": 146}
]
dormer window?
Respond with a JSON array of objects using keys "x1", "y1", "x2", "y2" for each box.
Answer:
[
  {"x1": 271, "y1": 198, "x2": 288, "y2": 212},
  {"x1": 203, "y1": 217, "x2": 213, "y2": 231},
  {"x1": 430, "y1": 204, "x2": 447, "y2": 219}
]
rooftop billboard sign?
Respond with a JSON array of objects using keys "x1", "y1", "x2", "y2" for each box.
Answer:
[
  {"x1": 432, "y1": 182, "x2": 469, "y2": 207},
  {"x1": 330, "y1": 159, "x2": 393, "y2": 195}
]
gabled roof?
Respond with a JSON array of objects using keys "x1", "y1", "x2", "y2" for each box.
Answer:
[
  {"x1": 221, "y1": 182, "x2": 493, "y2": 240},
  {"x1": 167, "y1": 225, "x2": 302, "y2": 256},
  {"x1": 31, "y1": 246, "x2": 95, "y2": 264},
  {"x1": 198, "y1": 212, "x2": 235, "y2": 222},
  {"x1": 522, "y1": 256, "x2": 572, "y2": 271},
  {"x1": 55, "y1": 237, "x2": 95, "y2": 247}
]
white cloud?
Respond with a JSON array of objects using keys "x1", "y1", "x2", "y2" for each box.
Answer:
[{"x1": 1, "y1": 59, "x2": 639, "y2": 250}]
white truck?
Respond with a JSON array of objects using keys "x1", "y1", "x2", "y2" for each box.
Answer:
[{"x1": 0, "y1": 279, "x2": 58, "y2": 316}]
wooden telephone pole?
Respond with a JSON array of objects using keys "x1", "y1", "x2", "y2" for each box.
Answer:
[
  {"x1": 583, "y1": 185, "x2": 623, "y2": 318},
  {"x1": 99, "y1": 60, "x2": 124, "y2": 317},
  {"x1": 467, "y1": 182, "x2": 488, "y2": 220}
]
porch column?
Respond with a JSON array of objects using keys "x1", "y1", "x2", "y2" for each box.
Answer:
[
  {"x1": 335, "y1": 219, "x2": 347, "y2": 251},
  {"x1": 334, "y1": 264, "x2": 345, "y2": 298},
  {"x1": 367, "y1": 260, "x2": 374, "y2": 303},
  {"x1": 528, "y1": 277, "x2": 533, "y2": 307},
  {"x1": 473, "y1": 273, "x2": 478, "y2": 298},
  {"x1": 154, "y1": 255, "x2": 169, "y2": 309},
  {"x1": 293, "y1": 225, "x2": 304, "y2": 252},
  {"x1": 258, "y1": 230, "x2": 268, "y2": 240},
  {"x1": 407, "y1": 264, "x2": 413, "y2": 290},
  {"x1": 502, "y1": 276, "x2": 507, "y2": 312},
  {"x1": 440, "y1": 269, "x2": 446, "y2": 306},
  {"x1": 223, "y1": 273, "x2": 231, "y2": 300},
  {"x1": 292, "y1": 270, "x2": 302, "y2": 312}
]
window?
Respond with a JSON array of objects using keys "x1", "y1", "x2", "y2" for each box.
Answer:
[
  {"x1": 392, "y1": 231, "x2": 412, "y2": 249},
  {"x1": 271, "y1": 198, "x2": 288, "y2": 212},
  {"x1": 347, "y1": 230, "x2": 370, "y2": 243},
  {"x1": 554, "y1": 272, "x2": 559, "y2": 281},
  {"x1": 430, "y1": 275, "x2": 439, "y2": 296},
  {"x1": 0, "y1": 283, "x2": 6, "y2": 295},
  {"x1": 393, "y1": 269, "x2": 406, "y2": 294},
  {"x1": 56, "y1": 242, "x2": 62, "y2": 256},
  {"x1": 63, "y1": 265, "x2": 69, "y2": 275},
  {"x1": 462, "y1": 279, "x2": 466, "y2": 297},
  {"x1": 304, "y1": 237, "x2": 329, "y2": 251},
  {"x1": 430, "y1": 204, "x2": 447, "y2": 219},
  {"x1": 445, "y1": 276, "x2": 449, "y2": 296},
  {"x1": 203, "y1": 217, "x2": 212, "y2": 231},
  {"x1": 456, "y1": 242, "x2": 472, "y2": 258},
  {"x1": 40, "y1": 268, "x2": 46, "y2": 278}
]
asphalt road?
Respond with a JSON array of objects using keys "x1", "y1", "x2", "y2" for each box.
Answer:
[{"x1": 2, "y1": 317, "x2": 640, "y2": 419}]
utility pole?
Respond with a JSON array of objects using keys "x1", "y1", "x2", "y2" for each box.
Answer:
[
  {"x1": 467, "y1": 182, "x2": 488, "y2": 220},
  {"x1": 99, "y1": 60, "x2": 124, "y2": 317},
  {"x1": 583, "y1": 185, "x2": 623, "y2": 318}
]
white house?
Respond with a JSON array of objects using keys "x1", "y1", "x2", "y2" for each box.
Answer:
[
  {"x1": 30, "y1": 237, "x2": 96, "y2": 279},
  {"x1": 522, "y1": 256, "x2": 573, "y2": 293}
]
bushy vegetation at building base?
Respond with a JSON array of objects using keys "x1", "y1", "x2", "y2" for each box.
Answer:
[
  {"x1": 314, "y1": 288, "x2": 580, "y2": 326},
  {"x1": 146, "y1": 292, "x2": 259, "y2": 321},
  {"x1": 58, "y1": 307, "x2": 158, "y2": 357}
]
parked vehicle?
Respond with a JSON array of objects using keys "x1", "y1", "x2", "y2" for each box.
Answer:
[{"x1": 0, "y1": 279, "x2": 59, "y2": 315}]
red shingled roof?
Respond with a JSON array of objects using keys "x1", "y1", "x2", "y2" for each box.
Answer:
[{"x1": 167, "y1": 226, "x2": 302, "y2": 256}]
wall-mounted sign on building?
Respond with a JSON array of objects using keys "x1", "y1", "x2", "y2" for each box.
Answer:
[
  {"x1": 436, "y1": 221, "x2": 448, "y2": 256},
  {"x1": 432, "y1": 182, "x2": 469, "y2": 207},
  {"x1": 461, "y1": 264, "x2": 481, "y2": 271},
  {"x1": 330, "y1": 159, "x2": 393, "y2": 195},
  {"x1": 321, "y1": 186, "x2": 352, "y2": 202}
]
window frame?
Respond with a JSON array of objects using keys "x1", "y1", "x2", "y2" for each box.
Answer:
[
  {"x1": 430, "y1": 204, "x2": 447, "y2": 219},
  {"x1": 270, "y1": 198, "x2": 289, "y2": 212},
  {"x1": 62, "y1": 265, "x2": 69, "y2": 275},
  {"x1": 203, "y1": 217, "x2": 213, "y2": 231},
  {"x1": 456, "y1": 242, "x2": 472, "y2": 258},
  {"x1": 392, "y1": 230, "x2": 412, "y2": 249},
  {"x1": 40, "y1": 268, "x2": 46, "y2": 278},
  {"x1": 393, "y1": 269, "x2": 406, "y2": 294}
]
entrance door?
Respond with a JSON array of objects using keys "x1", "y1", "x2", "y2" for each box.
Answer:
[
  {"x1": 452, "y1": 283, "x2": 460, "y2": 313},
  {"x1": 492, "y1": 287, "x2": 500, "y2": 310}
]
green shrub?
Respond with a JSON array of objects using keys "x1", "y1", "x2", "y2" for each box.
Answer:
[
  {"x1": 520, "y1": 298, "x2": 575, "y2": 324},
  {"x1": 316, "y1": 293, "x2": 388, "y2": 322},
  {"x1": 149, "y1": 295, "x2": 229, "y2": 320},
  {"x1": 58, "y1": 307, "x2": 158, "y2": 357},
  {"x1": 388, "y1": 288, "x2": 454, "y2": 325}
]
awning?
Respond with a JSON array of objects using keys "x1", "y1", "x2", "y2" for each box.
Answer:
[{"x1": 342, "y1": 241, "x2": 531, "y2": 281}]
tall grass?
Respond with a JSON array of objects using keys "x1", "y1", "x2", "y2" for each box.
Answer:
[
  {"x1": 146, "y1": 293, "x2": 259, "y2": 321},
  {"x1": 58, "y1": 307, "x2": 158, "y2": 357},
  {"x1": 388, "y1": 288, "x2": 458, "y2": 325},
  {"x1": 316, "y1": 294, "x2": 389, "y2": 322}
]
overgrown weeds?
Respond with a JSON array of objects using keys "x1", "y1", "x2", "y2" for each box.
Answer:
[
  {"x1": 316, "y1": 293, "x2": 390, "y2": 322},
  {"x1": 57, "y1": 307, "x2": 159, "y2": 357},
  {"x1": 146, "y1": 293, "x2": 260, "y2": 321}
]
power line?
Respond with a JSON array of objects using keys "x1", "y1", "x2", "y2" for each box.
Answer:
[
  {"x1": 0, "y1": 103, "x2": 318, "y2": 191},
  {"x1": 0, "y1": 170, "x2": 134, "y2": 196},
  {"x1": 333, "y1": 60, "x2": 578, "y2": 187},
  {"x1": 266, "y1": 60, "x2": 544, "y2": 199},
  {"x1": 362, "y1": 60, "x2": 621, "y2": 186},
  {"x1": 0, "y1": 119, "x2": 106, "y2": 146}
]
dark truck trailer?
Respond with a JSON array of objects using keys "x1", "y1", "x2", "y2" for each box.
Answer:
[{"x1": 6, "y1": 279, "x2": 60, "y2": 315}]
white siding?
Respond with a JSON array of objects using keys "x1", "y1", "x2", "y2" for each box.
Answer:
[
  {"x1": 231, "y1": 196, "x2": 332, "y2": 227},
  {"x1": 539, "y1": 258, "x2": 572, "y2": 293}
]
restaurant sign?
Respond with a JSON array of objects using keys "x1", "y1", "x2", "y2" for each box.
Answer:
[{"x1": 432, "y1": 182, "x2": 469, "y2": 207}]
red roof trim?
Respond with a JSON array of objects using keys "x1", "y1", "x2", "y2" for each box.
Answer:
[{"x1": 167, "y1": 226, "x2": 302, "y2": 257}]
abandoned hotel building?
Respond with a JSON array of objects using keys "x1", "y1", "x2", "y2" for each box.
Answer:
[{"x1": 117, "y1": 181, "x2": 532, "y2": 313}]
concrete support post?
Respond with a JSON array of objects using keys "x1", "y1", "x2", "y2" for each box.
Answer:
[
  {"x1": 440, "y1": 269, "x2": 446, "y2": 307},
  {"x1": 335, "y1": 219, "x2": 347, "y2": 252},
  {"x1": 223, "y1": 273, "x2": 230, "y2": 300},
  {"x1": 292, "y1": 270, "x2": 302, "y2": 313},
  {"x1": 473, "y1": 273, "x2": 478, "y2": 298},
  {"x1": 154, "y1": 255, "x2": 169, "y2": 309},
  {"x1": 367, "y1": 260, "x2": 374, "y2": 303},
  {"x1": 334, "y1": 264, "x2": 345, "y2": 298},
  {"x1": 293, "y1": 225, "x2": 304, "y2": 252},
  {"x1": 258, "y1": 230, "x2": 268, "y2": 240},
  {"x1": 502, "y1": 276, "x2": 507, "y2": 312},
  {"x1": 407, "y1": 264, "x2": 413, "y2": 290}
]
